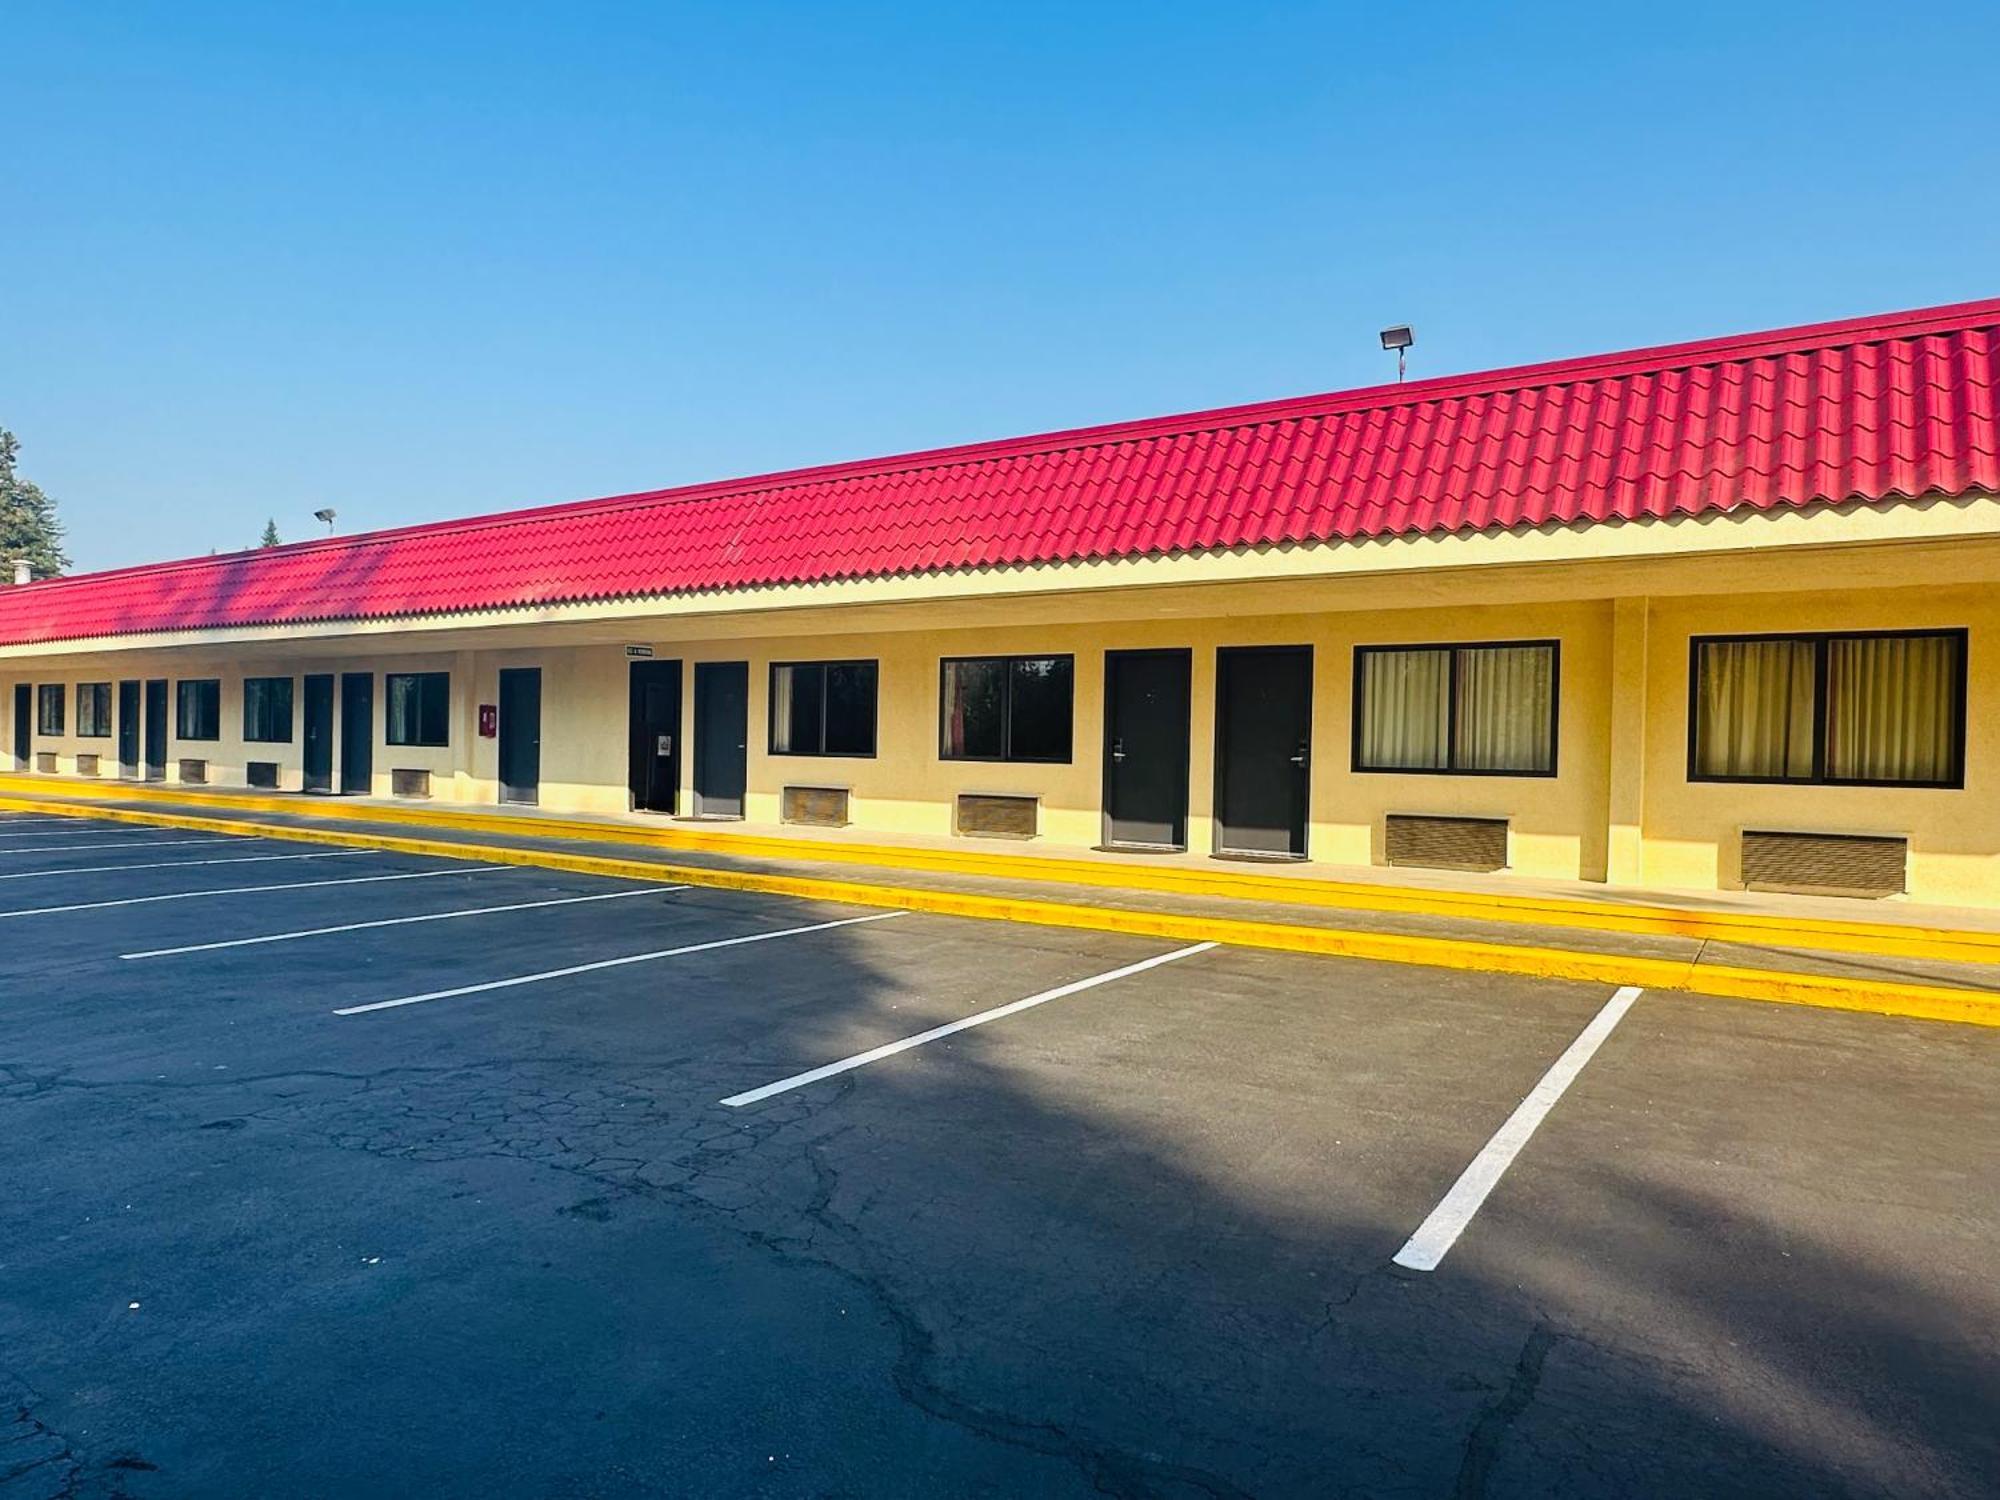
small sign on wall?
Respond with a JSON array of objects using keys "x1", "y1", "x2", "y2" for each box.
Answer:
[
  {"x1": 625, "y1": 644, "x2": 655, "y2": 659},
  {"x1": 478, "y1": 704, "x2": 497, "y2": 738}
]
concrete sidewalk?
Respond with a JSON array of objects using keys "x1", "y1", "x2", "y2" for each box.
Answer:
[{"x1": 5, "y1": 776, "x2": 1999, "y2": 1024}]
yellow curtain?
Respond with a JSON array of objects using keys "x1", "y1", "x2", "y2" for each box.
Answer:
[
  {"x1": 1695, "y1": 639, "x2": 1816, "y2": 778},
  {"x1": 771, "y1": 664, "x2": 796, "y2": 752},
  {"x1": 1359, "y1": 650, "x2": 1448, "y2": 769},
  {"x1": 1455, "y1": 645, "x2": 1555, "y2": 772},
  {"x1": 1826, "y1": 635, "x2": 1960, "y2": 783}
]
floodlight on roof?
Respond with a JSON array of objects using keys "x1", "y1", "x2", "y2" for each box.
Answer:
[
  {"x1": 1379, "y1": 324, "x2": 1415, "y2": 381},
  {"x1": 313, "y1": 508, "x2": 337, "y2": 534}
]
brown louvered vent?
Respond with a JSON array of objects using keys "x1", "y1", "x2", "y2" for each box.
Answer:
[
  {"x1": 782, "y1": 785, "x2": 850, "y2": 828},
  {"x1": 246, "y1": 761, "x2": 281, "y2": 789},
  {"x1": 1742, "y1": 830, "x2": 1907, "y2": 898},
  {"x1": 391, "y1": 768, "x2": 433, "y2": 800},
  {"x1": 179, "y1": 758, "x2": 207, "y2": 785},
  {"x1": 956, "y1": 793, "x2": 1038, "y2": 840},
  {"x1": 75, "y1": 753, "x2": 99, "y2": 776},
  {"x1": 35, "y1": 751, "x2": 56, "y2": 774},
  {"x1": 1384, "y1": 814, "x2": 1510, "y2": 872}
]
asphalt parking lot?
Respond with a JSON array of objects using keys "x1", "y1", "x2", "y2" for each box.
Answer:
[{"x1": 1, "y1": 813, "x2": 1995, "y2": 1499}]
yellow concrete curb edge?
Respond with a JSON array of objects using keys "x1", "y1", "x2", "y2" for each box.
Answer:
[
  {"x1": 6, "y1": 774, "x2": 2000, "y2": 965},
  {"x1": 5, "y1": 794, "x2": 1996, "y2": 1029}
]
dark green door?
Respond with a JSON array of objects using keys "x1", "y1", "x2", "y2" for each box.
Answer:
[
  {"x1": 498, "y1": 668, "x2": 542, "y2": 806},
  {"x1": 302, "y1": 674, "x2": 335, "y2": 792},
  {"x1": 627, "y1": 660, "x2": 681, "y2": 814},
  {"x1": 143, "y1": 679, "x2": 168, "y2": 781},
  {"x1": 339, "y1": 673, "x2": 373, "y2": 794},
  {"x1": 118, "y1": 680, "x2": 140, "y2": 777}
]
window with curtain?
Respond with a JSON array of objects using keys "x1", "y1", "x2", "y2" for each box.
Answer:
[
  {"x1": 37, "y1": 684, "x2": 65, "y2": 736},
  {"x1": 1354, "y1": 641, "x2": 1557, "y2": 775},
  {"x1": 386, "y1": 672, "x2": 451, "y2": 747},
  {"x1": 243, "y1": 677, "x2": 294, "y2": 743},
  {"x1": 1690, "y1": 630, "x2": 1964, "y2": 786},
  {"x1": 771, "y1": 660, "x2": 878, "y2": 756},
  {"x1": 76, "y1": 683, "x2": 112, "y2": 738},
  {"x1": 940, "y1": 655, "x2": 1073, "y2": 763},
  {"x1": 177, "y1": 679, "x2": 221, "y2": 741}
]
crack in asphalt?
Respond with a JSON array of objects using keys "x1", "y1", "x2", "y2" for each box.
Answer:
[
  {"x1": 2, "y1": 1371, "x2": 140, "y2": 1500},
  {"x1": 6, "y1": 1057, "x2": 1251, "y2": 1500},
  {"x1": 1453, "y1": 1321, "x2": 1559, "y2": 1499}
]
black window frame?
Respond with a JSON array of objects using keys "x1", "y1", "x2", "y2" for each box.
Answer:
[
  {"x1": 385, "y1": 671, "x2": 452, "y2": 748},
  {"x1": 177, "y1": 679, "x2": 222, "y2": 742},
  {"x1": 768, "y1": 659, "x2": 880, "y2": 758},
  {"x1": 75, "y1": 682, "x2": 113, "y2": 739},
  {"x1": 938, "y1": 653, "x2": 1075, "y2": 765},
  {"x1": 242, "y1": 676, "x2": 295, "y2": 744},
  {"x1": 1685, "y1": 627, "x2": 1968, "y2": 790},
  {"x1": 36, "y1": 684, "x2": 64, "y2": 736},
  {"x1": 1350, "y1": 639, "x2": 1562, "y2": 778}
]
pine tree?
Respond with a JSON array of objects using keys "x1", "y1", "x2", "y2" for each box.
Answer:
[
  {"x1": 260, "y1": 518, "x2": 282, "y2": 547},
  {"x1": 0, "y1": 430, "x2": 69, "y2": 579}
]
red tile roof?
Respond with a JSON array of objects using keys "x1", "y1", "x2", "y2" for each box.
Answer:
[{"x1": 5, "y1": 297, "x2": 1998, "y2": 647}]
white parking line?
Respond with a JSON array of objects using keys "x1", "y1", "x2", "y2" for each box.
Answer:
[
  {"x1": 335, "y1": 910, "x2": 908, "y2": 1016},
  {"x1": 1392, "y1": 985, "x2": 1644, "y2": 1273},
  {"x1": 0, "y1": 865, "x2": 508, "y2": 920},
  {"x1": 0, "y1": 850, "x2": 373, "y2": 883},
  {"x1": 0, "y1": 837, "x2": 247, "y2": 856},
  {"x1": 122, "y1": 885, "x2": 692, "y2": 959},
  {"x1": 720, "y1": 941, "x2": 1218, "y2": 1108},
  {"x1": 0, "y1": 827, "x2": 146, "y2": 839}
]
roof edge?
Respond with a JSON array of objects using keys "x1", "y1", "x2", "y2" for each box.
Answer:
[{"x1": 18, "y1": 292, "x2": 2000, "y2": 598}]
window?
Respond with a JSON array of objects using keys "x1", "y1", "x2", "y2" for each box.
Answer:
[
  {"x1": 771, "y1": 660, "x2": 878, "y2": 756},
  {"x1": 386, "y1": 672, "x2": 450, "y2": 747},
  {"x1": 36, "y1": 684, "x2": 64, "y2": 736},
  {"x1": 940, "y1": 655, "x2": 1074, "y2": 763},
  {"x1": 243, "y1": 676, "x2": 294, "y2": 743},
  {"x1": 76, "y1": 683, "x2": 112, "y2": 738},
  {"x1": 1354, "y1": 641, "x2": 1559, "y2": 776},
  {"x1": 1689, "y1": 629, "x2": 1965, "y2": 787},
  {"x1": 177, "y1": 679, "x2": 221, "y2": 741}
]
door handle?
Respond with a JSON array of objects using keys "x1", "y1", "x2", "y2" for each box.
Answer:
[
  {"x1": 1290, "y1": 745, "x2": 1309, "y2": 768},
  {"x1": 1111, "y1": 738, "x2": 1127, "y2": 763}
]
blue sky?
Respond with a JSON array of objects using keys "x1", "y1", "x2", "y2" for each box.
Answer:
[{"x1": 6, "y1": 2, "x2": 1997, "y2": 574}]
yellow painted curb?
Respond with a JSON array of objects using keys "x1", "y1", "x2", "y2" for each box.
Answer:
[
  {"x1": 6, "y1": 774, "x2": 2000, "y2": 967},
  {"x1": 5, "y1": 794, "x2": 1996, "y2": 1030}
]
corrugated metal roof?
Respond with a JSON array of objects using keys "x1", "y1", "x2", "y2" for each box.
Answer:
[{"x1": 5, "y1": 296, "x2": 1996, "y2": 647}]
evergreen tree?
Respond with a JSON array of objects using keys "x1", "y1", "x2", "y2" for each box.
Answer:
[
  {"x1": 0, "y1": 430, "x2": 69, "y2": 578},
  {"x1": 260, "y1": 518, "x2": 282, "y2": 547}
]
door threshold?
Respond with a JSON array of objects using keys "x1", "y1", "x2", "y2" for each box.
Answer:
[
  {"x1": 676, "y1": 814, "x2": 744, "y2": 823},
  {"x1": 1095, "y1": 843, "x2": 1186, "y2": 856},
  {"x1": 1211, "y1": 851, "x2": 1309, "y2": 864}
]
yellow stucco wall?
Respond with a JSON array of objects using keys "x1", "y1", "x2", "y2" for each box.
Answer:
[
  {"x1": 3, "y1": 563, "x2": 1996, "y2": 907},
  {"x1": 1636, "y1": 582, "x2": 1997, "y2": 907}
]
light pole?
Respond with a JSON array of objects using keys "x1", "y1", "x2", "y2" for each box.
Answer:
[{"x1": 1380, "y1": 325, "x2": 1414, "y2": 382}]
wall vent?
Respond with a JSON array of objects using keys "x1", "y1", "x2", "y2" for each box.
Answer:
[
  {"x1": 35, "y1": 751, "x2": 56, "y2": 774},
  {"x1": 75, "y1": 753, "x2": 99, "y2": 776},
  {"x1": 1384, "y1": 814, "x2": 1509, "y2": 872},
  {"x1": 391, "y1": 768, "x2": 433, "y2": 800},
  {"x1": 782, "y1": 785, "x2": 850, "y2": 828},
  {"x1": 956, "y1": 792, "x2": 1038, "y2": 840},
  {"x1": 246, "y1": 761, "x2": 281, "y2": 789},
  {"x1": 178, "y1": 758, "x2": 207, "y2": 785},
  {"x1": 1742, "y1": 830, "x2": 1907, "y2": 898}
]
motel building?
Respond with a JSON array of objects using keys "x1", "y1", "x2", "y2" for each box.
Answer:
[{"x1": 3, "y1": 297, "x2": 1998, "y2": 908}]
